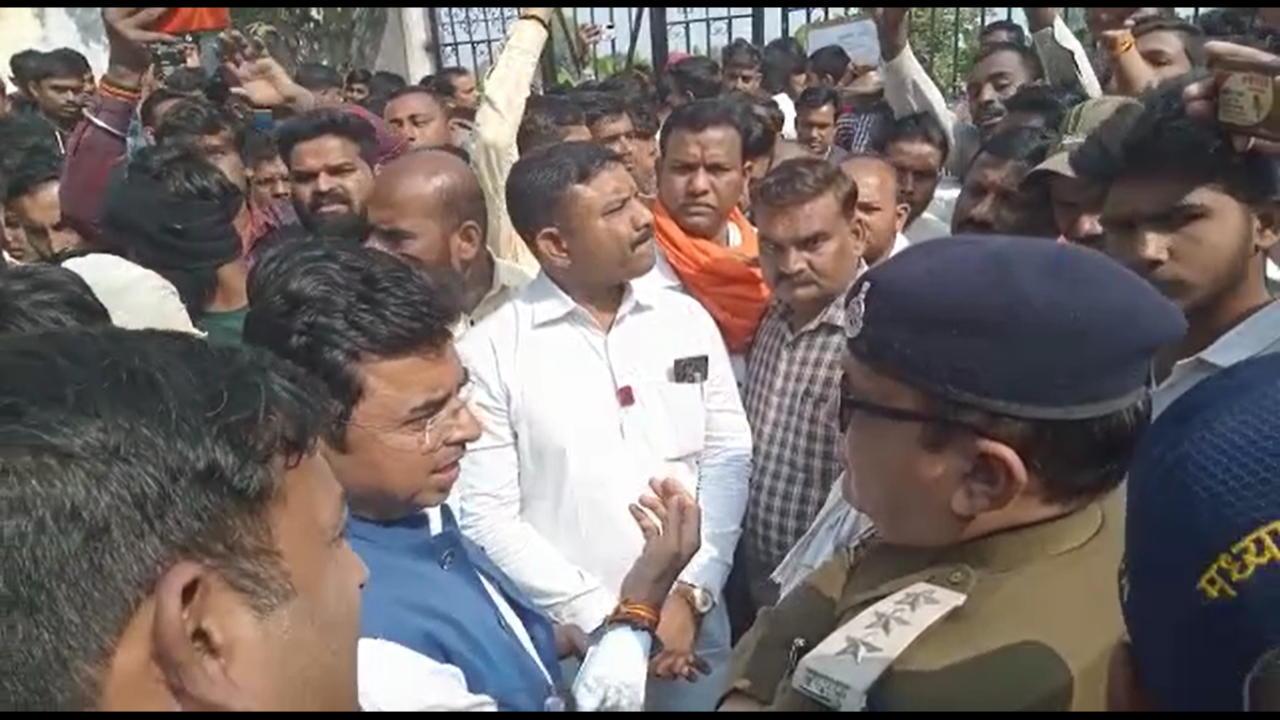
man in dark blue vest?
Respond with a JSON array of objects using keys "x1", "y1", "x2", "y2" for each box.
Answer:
[{"x1": 244, "y1": 239, "x2": 696, "y2": 711}]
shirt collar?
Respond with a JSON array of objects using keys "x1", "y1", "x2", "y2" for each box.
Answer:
[
  {"x1": 1192, "y1": 300, "x2": 1280, "y2": 370},
  {"x1": 526, "y1": 272, "x2": 658, "y2": 328}
]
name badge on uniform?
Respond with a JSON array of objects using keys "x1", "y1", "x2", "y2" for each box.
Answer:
[
  {"x1": 673, "y1": 355, "x2": 709, "y2": 384},
  {"x1": 791, "y1": 581, "x2": 967, "y2": 711}
]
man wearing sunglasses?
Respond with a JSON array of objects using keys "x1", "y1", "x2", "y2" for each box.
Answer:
[{"x1": 720, "y1": 235, "x2": 1186, "y2": 711}]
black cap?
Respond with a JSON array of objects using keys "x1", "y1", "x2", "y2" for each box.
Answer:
[{"x1": 843, "y1": 235, "x2": 1187, "y2": 420}]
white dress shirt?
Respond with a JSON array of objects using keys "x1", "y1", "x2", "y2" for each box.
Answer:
[
  {"x1": 773, "y1": 92, "x2": 797, "y2": 140},
  {"x1": 1153, "y1": 300, "x2": 1280, "y2": 418},
  {"x1": 457, "y1": 271, "x2": 752, "y2": 631}
]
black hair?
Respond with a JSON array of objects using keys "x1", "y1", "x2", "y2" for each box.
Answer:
[
  {"x1": 573, "y1": 90, "x2": 630, "y2": 128},
  {"x1": 808, "y1": 45, "x2": 851, "y2": 83},
  {"x1": 431, "y1": 66, "x2": 472, "y2": 98},
  {"x1": 9, "y1": 48, "x2": 43, "y2": 88},
  {"x1": 658, "y1": 96, "x2": 749, "y2": 159},
  {"x1": 0, "y1": 327, "x2": 329, "y2": 710},
  {"x1": 240, "y1": 127, "x2": 281, "y2": 168},
  {"x1": 106, "y1": 144, "x2": 244, "y2": 318},
  {"x1": 162, "y1": 67, "x2": 207, "y2": 95},
  {"x1": 138, "y1": 87, "x2": 187, "y2": 130},
  {"x1": 0, "y1": 263, "x2": 111, "y2": 335},
  {"x1": 517, "y1": 94, "x2": 586, "y2": 154},
  {"x1": 974, "y1": 124, "x2": 1058, "y2": 167},
  {"x1": 385, "y1": 84, "x2": 447, "y2": 108},
  {"x1": 1133, "y1": 18, "x2": 1207, "y2": 67},
  {"x1": 1070, "y1": 75, "x2": 1277, "y2": 205},
  {"x1": 345, "y1": 68, "x2": 373, "y2": 86},
  {"x1": 723, "y1": 91, "x2": 778, "y2": 160},
  {"x1": 870, "y1": 110, "x2": 951, "y2": 163},
  {"x1": 973, "y1": 41, "x2": 1044, "y2": 79},
  {"x1": 3, "y1": 150, "x2": 60, "y2": 203},
  {"x1": 761, "y1": 41, "x2": 807, "y2": 96},
  {"x1": 28, "y1": 48, "x2": 90, "y2": 85},
  {"x1": 276, "y1": 109, "x2": 378, "y2": 168},
  {"x1": 659, "y1": 56, "x2": 721, "y2": 102},
  {"x1": 506, "y1": 141, "x2": 625, "y2": 246},
  {"x1": 293, "y1": 62, "x2": 343, "y2": 92},
  {"x1": 721, "y1": 38, "x2": 763, "y2": 70},
  {"x1": 598, "y1": 70, "x2": 657, "y2": 100},
  {"x1": 794, "y1": 85, "x2": 841, "y2": 114},
  {"x1": 979, "y1": 19, "x2": 1028, "y2": 46},
  {"x1": 368, "y1": 70, "x2": 408, "y2": 98},
  {"x1": 1002, "y1": 83, "x2": 1089, "y2": 132},
  {"x1": 243, "y1": 242, "x2": 459, "y2": 449},
  {"x1": 153, "y1": 98, "x2": 245, "y2": 150}
]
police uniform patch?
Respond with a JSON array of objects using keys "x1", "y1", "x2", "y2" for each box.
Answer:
[
  {"x1": 791, "y1": 582, "x2": 967, "y2": 711},
  {"x1": 845, "y1": 281, "x2": 870, "y2": 340}
]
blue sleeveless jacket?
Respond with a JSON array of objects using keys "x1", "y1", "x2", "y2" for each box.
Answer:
[{"x1": 349, "y1": 506, "x2": 563, "y2": 712}]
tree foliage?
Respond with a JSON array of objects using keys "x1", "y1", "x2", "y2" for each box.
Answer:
[
  {"x1": 796, "y1": 8, "x2": 983, "y2": 97},
  {"x1": 900, "y1": 8, "x2": 984, "y2": 96},
  {"x1": 229, "y1": 8, "x2": 388, "y2": 71}
]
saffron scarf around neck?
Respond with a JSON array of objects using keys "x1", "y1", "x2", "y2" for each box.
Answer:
[{"x1": 653, "y1": 203, "x2": 770, "y2": 354}]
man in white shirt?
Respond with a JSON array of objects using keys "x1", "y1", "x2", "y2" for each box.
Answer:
[
  {"x1": 244, "y1": 240, "x2": 696, "y2": 712},
  {"x1": 459, "y1": 141, "x2": 753, "y2": 711}
]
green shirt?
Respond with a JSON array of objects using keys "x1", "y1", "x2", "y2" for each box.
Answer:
[{"x1": 197, "y1": 306, "x2": 248, "y2": 345}]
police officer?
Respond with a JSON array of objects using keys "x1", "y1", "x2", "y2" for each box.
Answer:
[{"x1": 719, "y1": 236, "x2": 1187, "y2": 711}]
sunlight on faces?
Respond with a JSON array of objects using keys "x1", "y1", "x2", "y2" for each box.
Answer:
[
  {"x1": 755, "y1": 191, "x2": 866, "y2": 312},
  {"x1": 289, "y1": 135, "x2": 374, "y2": 233},
  {"x1": 841, "y1": 157, "x2": 908, "y2": 265},
  {"x1": 327, "y1": 347, "x2": 481, "y2": 516},
  {"x1": 8, "y1": 179, "x2": 83, "y2": 259},
  {"x1": 839, "y1": 355, "x2": 1030, "y2": 548},
  {"x1": 657, "y1": 126, "x2": 747, "y2": 238},
  {"x1": 1100, "y1": 177, "x2": 1276, "y2": 313},
  {"x1": 100, "y1": 453, "x2": 366, "y2": 712},
  {"x1": 534, "y1": 162, "x2": 656, "y2": 286},
  {"x1": 883, "y1": 139, "x2": 944, "y2": 224},
  {"x1": 966, "y1": 49, "x2": 1034, "y2": 133},
  {"x1": 383, "y1": 91, "x2": 453, "y2": 150}
]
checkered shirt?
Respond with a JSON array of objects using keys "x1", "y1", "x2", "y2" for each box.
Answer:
[{"x1": 741, "y1": 297, "x2": 848, "y2": 575}]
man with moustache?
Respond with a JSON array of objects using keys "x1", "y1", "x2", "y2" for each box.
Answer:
[
  {"x1": 245, "y1": 240, "x2": 702, "y2": 711},
  {"x1": 364, "y1": 148, "x2": 531, "y2": 333},
  {"x1": 458, "y1": 142, "x2": 752, "y2": 711},
  {"x1": 731, "y1": 158, "x2": 867, "y2": 636},
  {"x1": 276, "y1": 109, "x2": 378, "y2": 240}
]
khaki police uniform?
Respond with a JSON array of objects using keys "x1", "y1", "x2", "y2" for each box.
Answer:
[{"x1": 723, "y1": 490, "x2": 1125, "y2": 711}]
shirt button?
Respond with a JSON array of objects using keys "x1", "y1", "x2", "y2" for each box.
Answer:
[{"x1": 440, "y1": 549, "x2": 455, "y2": 569}]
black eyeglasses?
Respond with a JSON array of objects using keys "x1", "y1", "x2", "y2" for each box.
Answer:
[{"x1": 837, "y1": 390, "x2": 987, "y2": 437}]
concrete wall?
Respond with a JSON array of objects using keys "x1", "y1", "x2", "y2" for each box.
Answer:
[
  {"x1": 0, "y1": 8, "x2": 109, "y2": 82},
  {"x1": 0, "y1": 8, "x2": 431, "y2": 87}
]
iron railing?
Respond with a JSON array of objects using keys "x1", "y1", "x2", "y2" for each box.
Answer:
[{"x1": 428, "y1": 7, "x2": 1220, "y2": 93}]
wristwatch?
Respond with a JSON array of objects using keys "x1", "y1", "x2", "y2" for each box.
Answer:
[{"x1": 674, "y1": 582, "x2": 715, "y2": 616}]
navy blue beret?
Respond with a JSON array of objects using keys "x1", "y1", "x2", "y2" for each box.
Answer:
[
  {"x1": 1123, "y1": 353, "x2": 1280, "y2": 711},
  {"x1": 843, "y1": 235, "x2": 1187, "y2": 419}
]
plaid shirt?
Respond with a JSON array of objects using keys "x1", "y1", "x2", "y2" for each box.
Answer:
[
  {"x1": 835, "y1": 102, "x2": 893, "y2": 154},
  {"x1": 741, "y1": 297, "x2": 849, "y2": 575}
]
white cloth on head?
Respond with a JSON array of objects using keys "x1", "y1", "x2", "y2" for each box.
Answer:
[{"x1": 61, "y1": 253, "x2": 202, "y2": 335}]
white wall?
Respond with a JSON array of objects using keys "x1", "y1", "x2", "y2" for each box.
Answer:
[{"x1": 0, "y1": 8, "x2": 108, "y2": 83}]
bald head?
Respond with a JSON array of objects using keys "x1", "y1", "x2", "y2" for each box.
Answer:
[
  {"x1": 365, "y1": 149, "x2": 489, "y2": 269},
  {"x1": 839, "y1": 154, "x2": 907, "y2": 265}
]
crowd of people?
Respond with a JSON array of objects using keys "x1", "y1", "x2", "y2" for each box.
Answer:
[{"x1": 1, "y1": 4, "x2": 1279, "y2": 712}]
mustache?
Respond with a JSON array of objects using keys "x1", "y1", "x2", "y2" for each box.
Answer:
[{"x1": 308, "y1": 190, "x2": 352, "y2": 210}]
